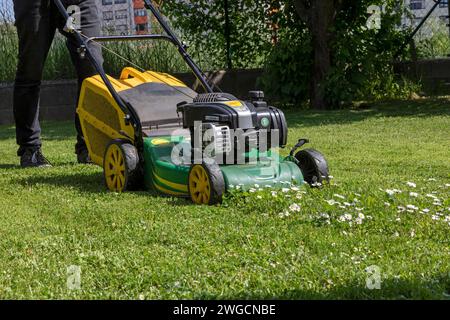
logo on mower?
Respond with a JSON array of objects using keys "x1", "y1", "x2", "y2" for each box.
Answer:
[{"x1": 171, "y1": 121, "x2": 281, "y2": 166}]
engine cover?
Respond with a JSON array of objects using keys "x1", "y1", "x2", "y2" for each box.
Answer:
[{"x1": 177, "y1": 92, "x2": 288, "y2": 150}]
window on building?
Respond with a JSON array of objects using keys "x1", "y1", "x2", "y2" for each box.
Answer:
[
  {"x1": 116, "y1": 24, "x2": 128, "y2": 35},
  {"x1": 114, "y1": 0, "x2": 127, "y2": 4},
  {"x1": 439, "y1": 15, "x2": 449, "y2": 23},
  {"x1": 410, "y1": 0, "x2": 425, "y2": 10},
  {"x1": 103, "y1": 11, "x2": 113, "y2": 21},
  {"x1": 439, "y1": 0, "x2": 448, "y2": 8},
  {"x1": 136, "y1": 23, "x2": 148, "y2": 32},
  {"x1": 115, "y1": 9, "x2": 128, "y2": 20},
  {"x1": 134, "y1": 9, "x2": 147, "y2": 17},
  {"x1": 102, "y1": 0, "x2": 113, "y2": 5}
]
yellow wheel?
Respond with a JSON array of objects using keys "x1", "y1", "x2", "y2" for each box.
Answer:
[
  {"x1": 188, "y1": 162, "x2": 224, "y2": 205},
  {"x1": 103, "y1": 140, "x2": 140, "y2": 192}
]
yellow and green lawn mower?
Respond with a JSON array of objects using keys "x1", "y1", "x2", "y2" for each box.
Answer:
[{"x1": 55, "y1": 0, "x2": 329, "y2": 205}]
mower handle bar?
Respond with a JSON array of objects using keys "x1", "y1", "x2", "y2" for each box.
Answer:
[
  {"x1": 85, "y1": 34, "x2": 177, "y2": 44},
  {"x1": 52, "y1": 0, "x2": 215, "y2": 152}
]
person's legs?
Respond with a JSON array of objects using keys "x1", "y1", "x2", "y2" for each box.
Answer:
[
  {"x1": 56, "y1": 0, "x2": 103, "y2": 157},
  {"x1": 13, "y1": 0, "x2": 56, "y2": 157}
]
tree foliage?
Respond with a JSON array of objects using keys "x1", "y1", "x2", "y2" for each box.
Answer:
[
  {"x1": 159, "y1": 0, "x2": 413, "y2": 108},
  {"x1": 161, "y1": 0, "x2": 273, "y2": 69}
]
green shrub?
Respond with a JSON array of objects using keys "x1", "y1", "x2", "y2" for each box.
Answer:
[
  {"x1": 258, "y1": 29, "x2": 311, "y2": 105},
  {"x1": 415, "y1": 17, "x2": 450, "y2": 59}
]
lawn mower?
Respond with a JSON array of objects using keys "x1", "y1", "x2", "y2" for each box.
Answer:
[{"x1": 54, "y1": 0, "x2": 329, "y2": 205}]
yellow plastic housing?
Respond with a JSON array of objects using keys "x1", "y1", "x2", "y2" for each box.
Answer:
[{"x1": 77, "y1": 67, "x2": 188, "y2": 166}]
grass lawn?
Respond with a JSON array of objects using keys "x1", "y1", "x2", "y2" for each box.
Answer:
[{"x1": 0, "y1": 98, "x2": 449, "y2": 299}]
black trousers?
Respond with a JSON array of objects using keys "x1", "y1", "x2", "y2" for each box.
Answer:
[{"x1": 13, "y1": 0, "x2": 103, "y2": 156}]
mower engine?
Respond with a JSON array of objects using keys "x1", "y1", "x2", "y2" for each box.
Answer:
[{"x1": 177, "y1": 91, "x2": 288, "y2": 162}]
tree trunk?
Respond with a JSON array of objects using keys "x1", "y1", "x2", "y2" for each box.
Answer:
[{"x1": 294, "y1": 1, "x2": 339, "y2": 110}]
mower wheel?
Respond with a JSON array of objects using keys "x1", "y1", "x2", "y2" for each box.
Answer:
[
  {"x1": 295, "y1": 148, "x2": 329, "y2": 186},
  {"x1": 103, "y1": 140, "x2": 140, "y2": 192},
  {"x1": 188, "y1": 162, "x2": 225, "y2": 205}
]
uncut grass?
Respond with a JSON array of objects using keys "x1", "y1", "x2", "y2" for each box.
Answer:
[{"x1": 0, "y1": 99, "x2": 448, "y2": 299}]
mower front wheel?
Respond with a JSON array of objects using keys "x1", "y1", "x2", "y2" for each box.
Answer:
[
  {"x1": 103, "y1": 140, "x2": 141, "y2": 192},
  {"x1": 188, "y1": 162, "x2": 225, "y2": 205},
  {"x1": 295, "y1": 148, "x2": 329, "y2": 186}
]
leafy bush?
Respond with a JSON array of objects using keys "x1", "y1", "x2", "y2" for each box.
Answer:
[
  {"x1": 415, "y1": 17, "x2": 450, "y2": 59},
  {"x1": 161, "y1": 0, "x2": 273, "y2": 70},
  {"x1": 258, "y1": 28, "x2": 311, "y2": 105},
  {"x1": 259, "y1": 0, "x2": 419, "y2": 107}
]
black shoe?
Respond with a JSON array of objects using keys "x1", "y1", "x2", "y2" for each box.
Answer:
[
  {"x1": 20, "y1": 148, "x2": 52, "y2": 168},
  {"x1": 77, "y1": 148, "x2": 92, "y2": 164}
]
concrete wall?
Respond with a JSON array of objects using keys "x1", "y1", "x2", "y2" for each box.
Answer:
[
  {"x1": 1, "y1": 60, "x2": 448, "y2": 126},
  {"x1": 0, "y1": 69, "x2": 264, "y2": 126},
  {"x1": 0, "y1": 80, "x2": 79, "y2": 126},
  {"x1": 394, "y1": 58, "x2": 450, "y2": 94}
]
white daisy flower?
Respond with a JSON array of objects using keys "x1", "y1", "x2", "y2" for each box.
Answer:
[
  {"x1": 409, "y1": 192, "x2": 419, "y2": 198},
  {"x1": 406, "y1": 182, "x2": 417, "y2": 188},
  {"x1": 406, "y1": 204, "x2": 419, "y2": 211},
  {"x1": 289, "y1": 203, "x2": 301, "y2": 212}
]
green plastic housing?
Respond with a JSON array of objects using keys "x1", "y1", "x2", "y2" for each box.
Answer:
[{"x1": 143, "y1": 136, "x2": 304, "y2": 196}]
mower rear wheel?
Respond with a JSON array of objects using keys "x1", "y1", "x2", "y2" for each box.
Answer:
[
  {"x1": 103, "y1": 140, "x2": 140, "y2": 192},
  {"x1": 188, "y1": 162, "x2": 225, "y2": 205},
  {"x1": 295, "y1": 148, "x2": 329, "y2": 186}
]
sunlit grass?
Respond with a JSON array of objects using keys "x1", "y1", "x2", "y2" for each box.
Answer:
[{"x1": 0, "y1": 98, "x2": 448, "y2": 299}]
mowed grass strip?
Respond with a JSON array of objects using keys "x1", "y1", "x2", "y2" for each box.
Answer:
[{"x1": 0, "y1": 98, "x2": 448, "y2": 299}]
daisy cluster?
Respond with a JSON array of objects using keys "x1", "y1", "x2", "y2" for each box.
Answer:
[
  {"x1": 321, "y1": 193, "x2": 372, "y2": 226},
  {"x1": 385, "y1": 180, "x2": 450, "y2": 227}
]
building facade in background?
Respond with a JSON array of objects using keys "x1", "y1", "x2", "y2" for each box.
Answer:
[
  {"x1": 403, "y1": 0, "x2": 449, "y2": 26},
  {"x1": 134, "y1": 0, "x2": 149, "y2": 34},
  {"x1": 96, "y1": 0, "x2": 149, "y2": 35}
]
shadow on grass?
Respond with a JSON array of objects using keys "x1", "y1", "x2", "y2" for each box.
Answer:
[
  {"x1": 0, "y1": 121, "x2": 76, "y2": 142},
  {"x1": 193, "y1": 275, "x2": 450, "y2": 300},
  {"x1": 286, "y1": 98, "x2": 450, "y2": 128},
  {"x1": 0, "y1": 164, "x2": 19, "y2": 169},
  {"x1": 1, "y1": 98, "x2": 450, "y2": 142},
  {"x1": 15, "y1": 170, "x2": 193, "y2": 206}
]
